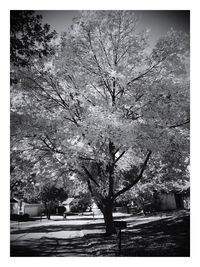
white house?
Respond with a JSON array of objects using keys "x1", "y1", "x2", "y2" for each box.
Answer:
[
  {"x1": 62, "y1": 198, "x2": 74, "y2": 212},
  {"x1": 91, "y1": 201, "x2": 102, "y2": 215},
  {"x1": 10, "y1": 197, "x2": 42, "y2": 217}
]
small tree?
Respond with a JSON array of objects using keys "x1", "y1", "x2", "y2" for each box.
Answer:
[
  {"x1": 39, "y1": 183, "x2": 68, "y2": 219},
  {"x1": 70, "y1": 193, "x2": 92, "y2": 213}
]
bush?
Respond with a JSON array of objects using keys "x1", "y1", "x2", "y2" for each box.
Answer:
[
  {"x1": 10, "y1": 214, "x2": 19, "y2": 221},
  {"x1": 70, "y1": 199, "x2": 83, "y2": 212},
  {"x1": 10, "y1": 213, "x2": 30, "y2": 221},
  {"x1": 23, "y1": 213, "x2": 30, "y2": 220},
  {"x1": 57, "y1": 205, "x2": 66, "y2": 215},
  {"x1": 70, "y1": 198, "x2": 90, "y2": 213}
]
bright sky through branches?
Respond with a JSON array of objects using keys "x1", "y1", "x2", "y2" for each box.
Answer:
[{"x1": 38, "y1": 10, "x2": 190, "y2": 47}]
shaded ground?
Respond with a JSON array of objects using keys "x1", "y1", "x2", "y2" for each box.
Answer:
[
  {"x1": 122, "y1": 212, "x2": 190, "y2": 256},
  {"x1": 10, "y1": 211, "x2": 189, "y2": 257}
]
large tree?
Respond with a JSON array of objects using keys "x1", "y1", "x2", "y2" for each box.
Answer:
[{"x1": 11, "y1": 11, "x2": 189, "y2": 235}]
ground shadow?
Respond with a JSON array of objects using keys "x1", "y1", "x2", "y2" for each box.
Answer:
[
  {"x1": 11, "y1": 212, "x2": 190, "y2": 257},
  {"x1": 122, "y1": 213, "x2": 190, "y2": 256}
]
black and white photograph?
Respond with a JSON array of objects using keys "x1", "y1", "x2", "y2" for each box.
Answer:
[{"x1": 10, "y1": 9, "x2": 190, "y2": 257}]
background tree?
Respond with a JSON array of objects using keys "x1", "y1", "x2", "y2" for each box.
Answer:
[
  {"x1": 116, "y1": 145, "x2": 189, "y2": 212},
  {"x1": 10, "y1": 10, "x2": 57, "y2": 68},
  {"x1": 70, "y1": 192, "x2": 92, "y2": 213},
  {"x1": 11, "y1": 11, "x2": 189, "y2": 235},
  {"x1": 10, "y1": 10, "x2": 58, "y2": 203},
  {"x1": 39, "y1": 183, "x2": 68, "y2": 219}
]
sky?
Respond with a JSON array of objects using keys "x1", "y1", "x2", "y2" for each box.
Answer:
[{"x1": 37, "y1": 10, "x2": 190, "y2": 46}]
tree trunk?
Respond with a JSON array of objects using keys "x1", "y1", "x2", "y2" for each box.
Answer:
[
  {"x1": 44, "y1": 202, "x2": 51, "y2": 220},
  {"x1": 47, "y1": 211, "x2": 51, "y2": 220},
  {"x1": 102, "y1": 199, "x2": 116, "y2": 235}
]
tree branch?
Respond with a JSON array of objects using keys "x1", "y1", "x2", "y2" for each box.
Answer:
[
  {"x1": 113, "y1": 150, "x2": 152, "y2": 199},
  {"x1": 168, "y1": 119, "x2": 190, "y2": 129},
  {"x1": 82, "y1": 165, "x2": 100, "y2": 187},
  {"x1": 87, "y1": 180, "x2": 103, "y2": 210},
  {"x1": 127, "y1": 56, "x2": 168, "y2": 86},
  {"x1": 79, "y1": 156, "x2": 95, "y2": 161},
  {"x1": 114, "y1": 151, "x2": 126, "y2": 164}
]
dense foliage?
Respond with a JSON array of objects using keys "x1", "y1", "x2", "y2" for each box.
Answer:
[{"x1": 10, "y1": 10, "x2": 57, "y2": 68}]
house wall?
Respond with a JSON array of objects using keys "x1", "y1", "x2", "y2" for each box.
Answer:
[
  {"x1": 159, "y1": 193, "x2": 177, "y2": 210},
  {"x1": 64, "y1": 204, "x2": 70, "y2": 212},
  {"x1": 10, "y1": 203, "x2": 18, "y2": 215},
  {"x1": 115, "y1": 207, "x2": 128, "y2": 213},
  {"x1": 91, "y1": 202, "x2": 102, "y2": 215},
  {"x1": 23, "y1": 204, "x2": 42, "y2": 217},
  {"x1": 62, "y1": 198, "x2": 75, "y2": 212}
]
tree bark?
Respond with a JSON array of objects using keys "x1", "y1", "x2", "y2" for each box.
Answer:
[
  {"x1": 101, "y1": 198, "x2": 116, "y2": 235},
  {"x1": 47, "y1": 211, "x2": 51, "y2": 220},
  {"x1": 45, "y1": 202, "x2": 51, "y2": 220}
]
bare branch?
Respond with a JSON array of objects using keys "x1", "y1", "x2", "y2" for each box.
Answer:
[
  {"x1": 169, "y1": 119, "x2": 190, "y2": 129},
  {"x1": 113, "y1": 150, "x2": 152, "y2": 199},
  {"x1": 82, "y1": 165, "x2": 100, "y2": 187},
  {"x1": 127, "y1": 56, "x2": 168, "y2": 86},
  {"x1": 114, "y1": 151, "x2": 126, "y2": 164}
]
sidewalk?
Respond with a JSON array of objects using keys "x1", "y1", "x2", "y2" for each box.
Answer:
[{"x1": 10, "y1": 212, "x2": 170, "y2": 242}]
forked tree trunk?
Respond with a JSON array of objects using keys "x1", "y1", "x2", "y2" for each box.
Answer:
[{"x1": 101, "y1": 199, "x2": 116, "y2": 235}]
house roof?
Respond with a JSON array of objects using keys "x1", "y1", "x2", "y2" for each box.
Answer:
[
  {"x1": 10, "y1": 196, "x2": 22, "y2": 203},
  {"x1": 10, "y1": 197, "x2": 29, "y2": 205},
  {"x1": 10, "y1": 198, "x2": 19, "y2": 203},
  {"x1": 158, "y1": 184, "x2": 190, "y2": 195},
  {"x1": 62, "y1": 198, "x2": 74, "y2": 205}
]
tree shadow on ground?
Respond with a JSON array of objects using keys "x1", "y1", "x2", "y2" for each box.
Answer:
[
  {"x1": 11, "y1": 234, "x2": 118, "y2": 257},
  {"x1": 11, "y1": 213, "x2": 190, "y2": 257},
  {"x1": 122, "y1": 213, "x2": 190, "y2": 256}
]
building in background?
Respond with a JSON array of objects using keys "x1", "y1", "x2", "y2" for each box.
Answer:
[{"x1": 10, "y1": 197, "x2": 42, "y2": 217}]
